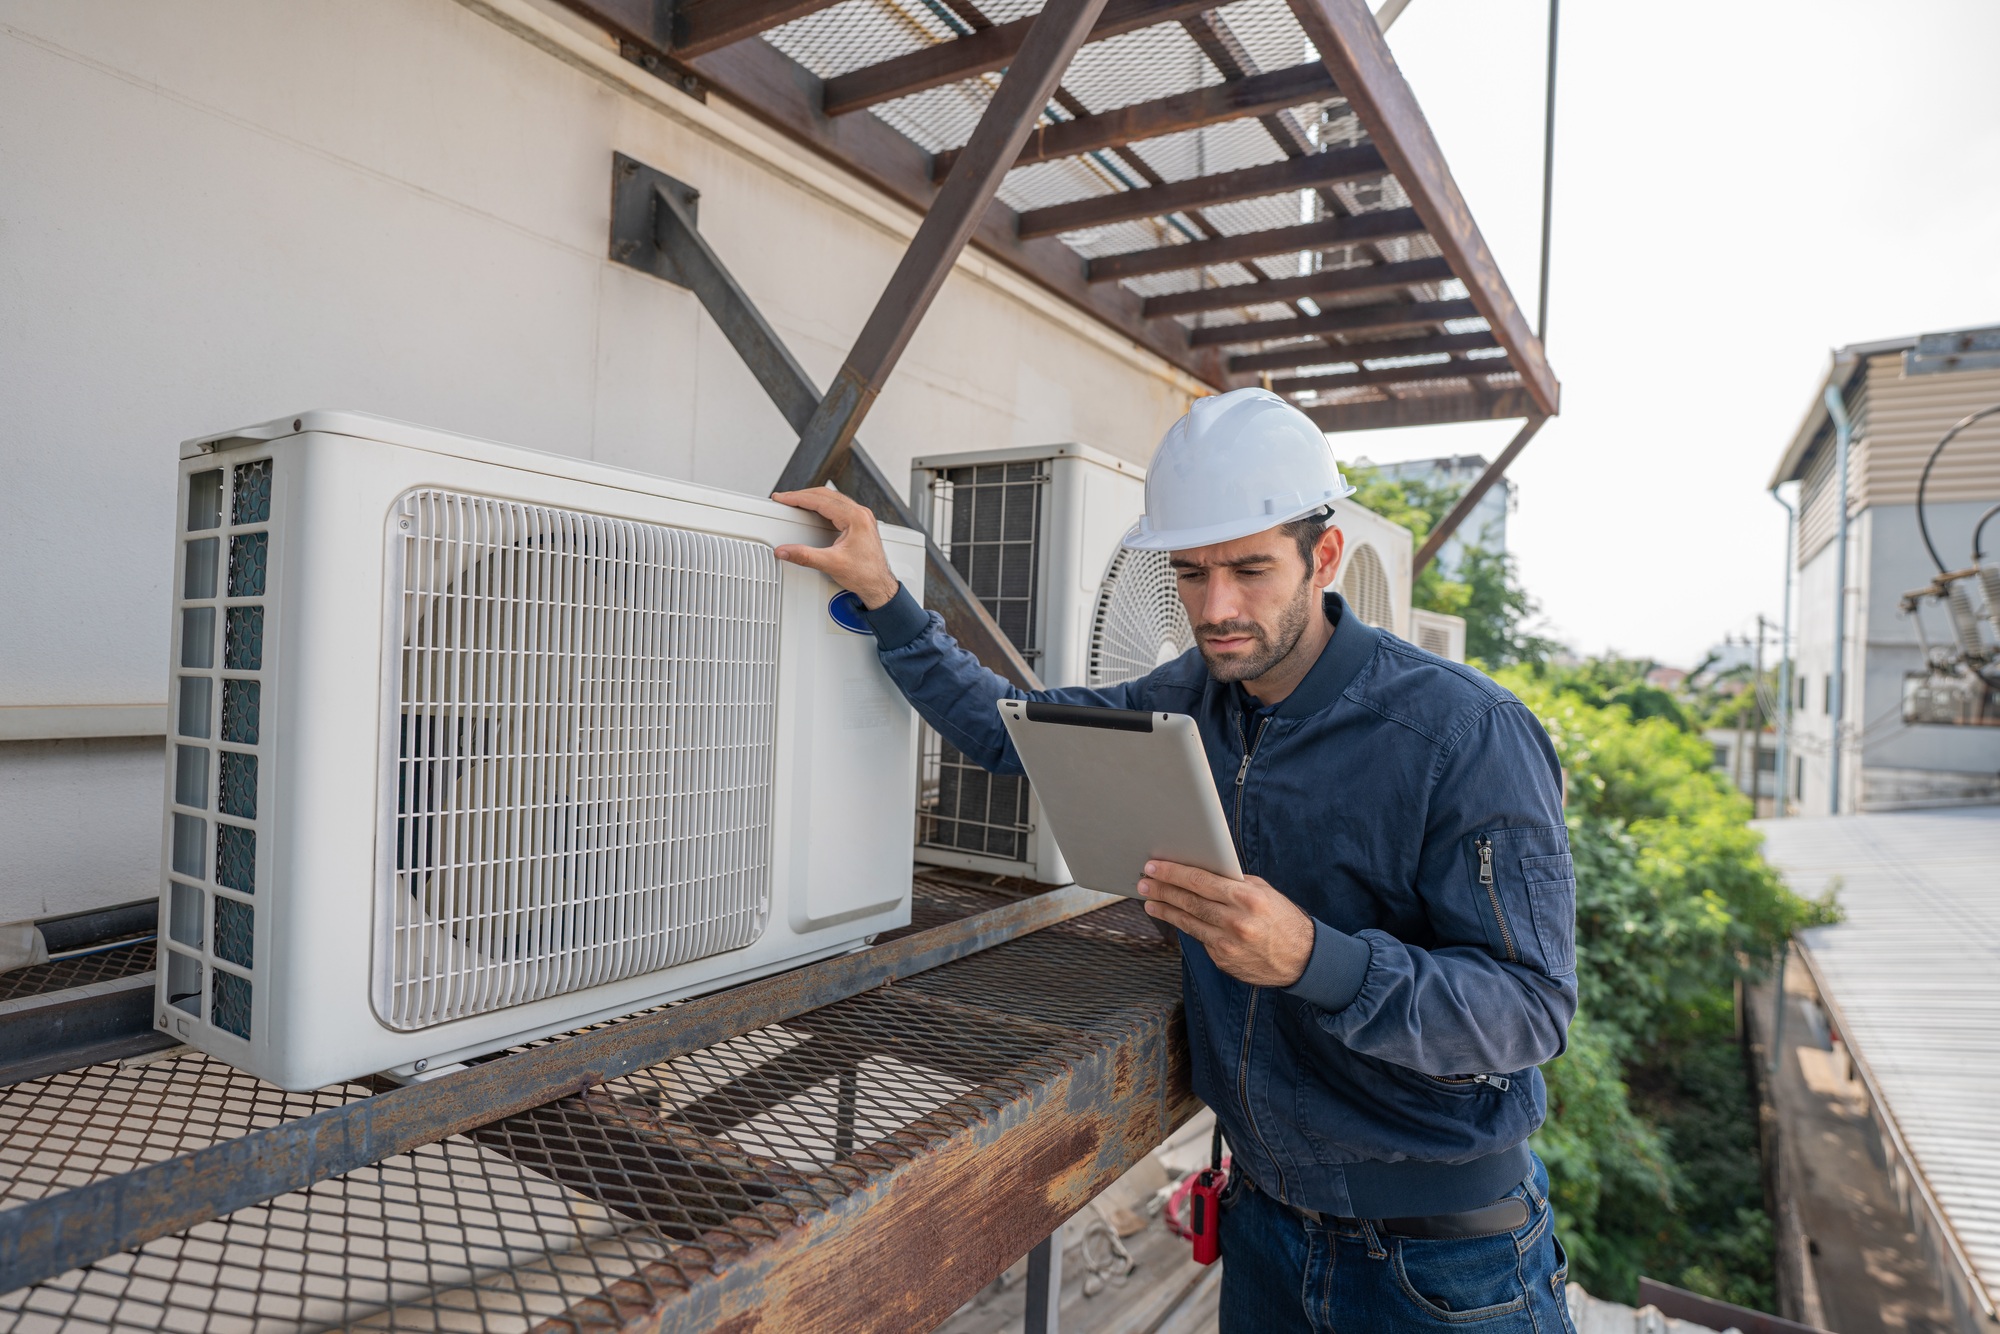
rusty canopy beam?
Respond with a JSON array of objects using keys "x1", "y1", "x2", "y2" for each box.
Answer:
[
  {"x1": 1302, "y1": 387, "x2": 1538, "y2": 434},
  {"x1": 0, "y1": 882, "x2": 1115, "y2": 1295},
  {"x1": 1288, "y1": 0, "x2": 1557, "y2": 416},
  {"x1": 821, "y1": 0, "x2": 1215, "y2": 116},
  {"x1": 670, "y1": 0, "x2": 844, "y2": 57},
  {"x1": 549, "y1": 992, "x2": 1198, "y2": 1331},
  {"x1": 610, "y1": 157, "x2": 1042, "y2": 688},
  {"x1": 1411, "y1": 413, "x2": 1547, "y2": 574},
  {"x1": 1017, "y1": 144, "x2": 1385, "y2": 239},
  {"x1": 931, "y1": 62, "x2": 1340, "y2": 179},
  {"x1": 1085, "y1": 208, "x2": 1424, "y2": 283},
  {"x1": 1271, "y1": 355, "x2": 1515, "y2": 394},
  {"x1": 1142, "y1": 255, "x2": 1452, "y2": 319},
  {"x1": 780, "y1": 0, "x2": 1111, "y2": 500},
  {"x1": 1228, "y1": 328, "x2": 1496, "y2": 374},
  {"x1": 1188, "y1": 296, "x2": 1475, "y2": 348}
]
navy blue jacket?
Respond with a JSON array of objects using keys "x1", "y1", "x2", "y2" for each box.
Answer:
[{"x1": 864, "y1": 586, "x2": 1576, "y2": 1218}]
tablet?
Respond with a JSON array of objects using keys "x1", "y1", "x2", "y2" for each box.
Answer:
[{"x1": 998, "y1": 700, "x2": 1243, "y2": 897}]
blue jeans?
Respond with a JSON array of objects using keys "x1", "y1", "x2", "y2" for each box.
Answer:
[{"x1": 1218, "y1": 1154, "x2": 1576, "y2": 1333}]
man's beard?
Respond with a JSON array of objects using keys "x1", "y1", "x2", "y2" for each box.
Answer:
[{"x1": 1195, "y1": 576, "x2": 1317, "y2": 683}]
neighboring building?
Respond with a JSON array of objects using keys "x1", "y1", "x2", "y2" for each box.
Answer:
[
  {"x1": 1644, "y1": 666, "x2": 1688, "y2": 691},
  {"x1": 1707, "y1": 726, "x2": 1780, "y2": 816},
  {"x1": 1373, "y1": 454, "x2": 1512, "y2": 575},
  {"x1": 1770, "y1": 326, "x2": 2000, "y2": 814}
]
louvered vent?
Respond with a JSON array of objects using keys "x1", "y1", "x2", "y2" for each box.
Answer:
[
  {"x1": 1341, "y1": 542, "x2": 1394, "y2": 631},
  {"x1": 379, "y1": 490, "x2": 780, "y2": 1031},
  {"x1": 165, "y1": 456, "x2": 272, "y2": 1042},
  {"x1": 1088, "y1": 547, "x2": 1194, "y2": 686}
]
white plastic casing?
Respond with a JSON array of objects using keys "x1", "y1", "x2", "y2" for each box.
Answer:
[{"x1": 158, "y1": 411, "x2": 923, "y2": 1090}]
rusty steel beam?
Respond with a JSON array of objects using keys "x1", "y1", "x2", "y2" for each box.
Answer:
[
  {"x1": 1411, "y1": 413, "x2": 1547, "y2": 574},
  {"x1": 1227, "y1": 328, "x2": 1496, "y2": 374},
  {"x1": 821, "y1": 0, "x2": 1216, "y2": 117},
  {"x1": 781, "y1": 0, "x2": 1111, "y2": 498},
  {"x1": 1017, "y1": 144, "x2": 1386, "y2": 240},
  {"x1": 1271, "y1": 355, "x2": 1515, "y2": 394},
  {"x1": 1085, "y1": 207, "x2": 1424, "y2": 283},
  {"x1": 545, "y1": 994, "x2": 1198, "y2": 1332},
  {"x1": 671, "y1": 0, "x2": 845, "y2": 58},
  {"x1": 1143, "y1": 255, "x2": 1451, "y2": 319},
  {"x1": 1288, "y1": 0, "x2": 1558, "y2": 415},
  {"x1": 0, "y1": 884, "x2": 1114, "y2": 1294},
  {"x1": 931, "y1": 62, "x2": 1340, "y2": 178},
  {"x1": 1190, "y1": 296, "x2": 1476, "y2": 348},
  {"x1": 1300, "y1": 387, "x2": 1538, "y2": 434},
  {"x1": 609, "y1": 155, "x2": 1042, "y2": 689}
]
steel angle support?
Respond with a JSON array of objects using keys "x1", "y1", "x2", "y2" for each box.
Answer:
[
  {"x1": 1410, "y1": 413, "x2": 1548, "y2": 576},
  {"x1": 0, "y1": 884, "x2": 1112, "y2": 1294},
  {"x1": 608, "y1": 154, "x2": 1042, "y2": 689}
]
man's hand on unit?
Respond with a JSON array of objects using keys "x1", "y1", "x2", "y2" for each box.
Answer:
[
  {"x1": 1138, "y1": 861, "x2": 1314, "y2": 987},
  {"x1": 771, "y1": 486, "x2": 902, "y2": 609}
]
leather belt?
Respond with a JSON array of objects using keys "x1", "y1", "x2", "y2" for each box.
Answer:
[{"x1": 1246, "y1": 1174, "x2": 1532, "y2": 1239}]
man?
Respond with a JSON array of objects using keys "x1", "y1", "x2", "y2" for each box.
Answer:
[{"x1": 775, "y1": 388, "x2": 1577, "y2": 1333}]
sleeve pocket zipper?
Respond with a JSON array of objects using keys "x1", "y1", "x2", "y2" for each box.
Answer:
[
  {"x1": 1429, "y1": 1072, "x2": 1513, "y2": 1092},
  {"x1": 1477, "y1": 836, "x2": 1518, "y2": 963}
]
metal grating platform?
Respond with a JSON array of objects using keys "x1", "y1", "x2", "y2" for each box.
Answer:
[{"x1": 0, "y1": 877, "x2": 1193, "y2": 1333}]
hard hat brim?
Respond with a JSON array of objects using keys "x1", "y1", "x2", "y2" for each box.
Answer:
[{"x1": 1120, "y1": 489, "x2": 1355, "y2": 552}]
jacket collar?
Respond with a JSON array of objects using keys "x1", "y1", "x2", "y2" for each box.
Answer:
[{"x1": 1231, "y1": 591, "x2": 1382, "y2": 722}]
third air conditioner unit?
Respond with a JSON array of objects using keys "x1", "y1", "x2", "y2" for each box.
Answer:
[
  {"x1": 157, "y1": 411, "x2": 924, "y2": 1090},
  {"x1": 906, "y1": 444, "x2": 1189, "y2": 884},
  {"x1": 1408, "y1": 608, "x2": 1469, "y2": 662}
]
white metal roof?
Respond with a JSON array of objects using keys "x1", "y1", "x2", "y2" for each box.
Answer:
[{"x1": 1757, "y1": 807, "x2": 2000, "y2": 1317}]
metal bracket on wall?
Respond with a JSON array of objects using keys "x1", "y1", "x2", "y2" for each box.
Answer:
[{"x1": 606, "y1": 153, "x2": 1042, "y2": 689}]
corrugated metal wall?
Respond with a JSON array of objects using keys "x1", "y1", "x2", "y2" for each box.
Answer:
[
  {"x1": 1796, "y1": 353, "x2": 2000, "y2": 564},
  {"x1": 1855, "y1": 354, "x2": 2000, "y2": 511}
]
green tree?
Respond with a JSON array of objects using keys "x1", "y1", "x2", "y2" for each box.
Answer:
[
  {"x1": 1495, "y1": 664, "x2": 1837, "y2": 1306},
  {"x1": 1342, "y1": 463, "x2": 1559, "y2": 666}
]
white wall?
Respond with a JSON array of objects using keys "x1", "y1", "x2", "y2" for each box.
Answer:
[{"x1": 0, "y1": 0, "x2": 1204, "y2": 920}]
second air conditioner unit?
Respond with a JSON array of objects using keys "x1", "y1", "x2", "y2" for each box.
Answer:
[
  {"x1": 907, "y1": 445, "x2": 1189, "y2": 885},
  {"x1": 157, "y1": 411, "x2": 925, "y2": 1090},
  {"x1": 1330, "y1": 499, "x2": 1414, "y2": 638}
]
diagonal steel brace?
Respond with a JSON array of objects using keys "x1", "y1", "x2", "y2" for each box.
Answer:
[{"x1": 608, "y1": 155, "x2": 1042, "y2": 690}]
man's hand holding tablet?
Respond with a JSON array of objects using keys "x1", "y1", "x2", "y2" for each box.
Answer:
[{"x1": 1137, "y1": 861, "x2": 1314, "y2": 988}]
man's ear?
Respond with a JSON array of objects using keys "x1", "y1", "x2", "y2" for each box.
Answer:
[{"x1": 1314, "y1": 524, "x2": 1345, "y2": 590}]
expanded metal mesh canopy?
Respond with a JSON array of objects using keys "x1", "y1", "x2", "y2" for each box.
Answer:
[{"x1": 566, "y1": 0, "x2": 1557, "y2": 433}]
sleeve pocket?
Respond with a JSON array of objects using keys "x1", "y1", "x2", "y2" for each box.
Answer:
[{"x1": 1521, "y1": 853, "x2": 1576, "y2": 977}]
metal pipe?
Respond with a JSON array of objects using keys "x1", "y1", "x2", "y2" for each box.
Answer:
[
  {"x1": 1823, "y1": 384, "x2": 1853, "y2": 815},
  {"x1": 1535, "y1": 0, "x2": 1559, "y2": 342},
  {"x1": 1025, "y1": 1232, "x2": 1063, "y2": 1334},
  {"x1": 1769, "y1": 940, "x2": 1788, "y2": 1075},
  {"x1": 1770, "y1": 485, "x2": 1795, "y2": 816}
]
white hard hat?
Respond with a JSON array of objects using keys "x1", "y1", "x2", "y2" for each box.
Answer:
[{"x1": 1123, "y1": 388, "x2": 1356, "y2": 551}]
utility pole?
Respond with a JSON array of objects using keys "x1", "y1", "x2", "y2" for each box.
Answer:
[{"x1": 1754, "y1": 616, "x2": 1768, "y2": 816}]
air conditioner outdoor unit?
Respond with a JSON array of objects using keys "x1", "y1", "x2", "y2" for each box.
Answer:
[
  {"x1": 157, "y1": 411, "x2": 924, "y2": 1091},
  {"x1": 907, "y1": 444, "x2": 1188, "y2": 884},
  {"x1": 1330, "y1": 499, "x2": 1414, "y2": 638},
  {"x1": 1409, "y1": 609, "x2": 1468, "y2": 662}
]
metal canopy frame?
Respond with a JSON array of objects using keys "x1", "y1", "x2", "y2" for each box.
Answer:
[{"x1": 557, "y1": 0, "x2": 1558, "y2": 435}]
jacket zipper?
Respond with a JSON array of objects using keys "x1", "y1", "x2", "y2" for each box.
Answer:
[
  {"x1": 1230, "y1": 713, "x2": 1284, "y2": 1196},
  {"x1": 1431, "y1": 1071, "x2": 1513, "y2": 1092},
  {"x1": 1477, "y1": 835, "x2": 1518, "y2": 963}
]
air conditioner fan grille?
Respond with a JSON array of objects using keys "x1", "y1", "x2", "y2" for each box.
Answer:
[
  {"x1": 380, "y1": 490, "x2": 780, "y2": 1030},
  {"x1": 1088, "y1": 548, "x2": 1194, "y2": 686}
]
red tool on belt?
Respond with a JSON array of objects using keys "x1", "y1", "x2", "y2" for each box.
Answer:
[{"x1": 1167, "y1": 1124, "x2": 1228, "y2": 1265}]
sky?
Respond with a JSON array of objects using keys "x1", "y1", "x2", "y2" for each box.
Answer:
[{"x1": 1346, "y1": 0, "x2": 2000, "y2": 666}]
